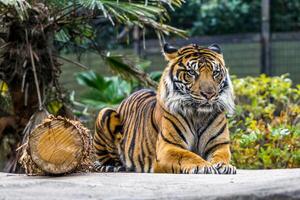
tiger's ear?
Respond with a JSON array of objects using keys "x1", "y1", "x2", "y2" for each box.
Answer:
[
  {"x1": 163, "y1": 43, "x2": 178, "y2": 61},
  {"x1": 208, "y1": 43, "x2": 222, "y2": 54}
]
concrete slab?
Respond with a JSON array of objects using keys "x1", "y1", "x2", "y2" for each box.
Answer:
[{"x1": 0, "y1": 169, "x2": 299, "y2": 200}]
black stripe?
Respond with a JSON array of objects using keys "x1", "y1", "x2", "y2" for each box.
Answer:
[
  {"x1": 106, "y1": 114, "x2": 114, "y2": 137},
  {"x1": 177, "y1": 112, "x2": 194, "y2": 136},
  {"x1": 147, "y1": 155, "x2": 152, "y2": 173},
  {"x1": 179, "y1": 48, "x2": 196, "y2": 55},
  {"x1": 95, "y1": 149, "x2": 110, "y2": 156},
  {"x1": 128, "y1": 98, "x2": 149, "y2": 170},
  {"x1": 203, "y1": 141, "x2": 230, "y2": 159},
  {"x1": 205, "y1": 124, "x2": 227, "y2": 150},
  {"x1": 137, "y1": 103, "x2": 149, "y2": 173},
  {"x1": 140, "y1": 144, "x2": 146, "y2": 171},
  {"x1": 138, "y1": 156, "x2": 144, "y2": 173},
  {"x1": 164, "y1": 116, "x2": 188, "y2": 145},
  {"x1": 197, "y1": 112, "x2": 220, "y2": 137},
  {"x1": 94, "y1": 132, "x2": 115, "y2": 150},
  {"x1": 98, "y1": 157, "x2": 110, "y2": 165},
  {"x1": 101, "y1": 109, "x2": 113, "y2": 124},
  {"x1": 150, "y1": 101, "x2": 159, "y2": 133},
  {"x1": 114, "y1": 125, "x2": 122, "y2": 134},
  {"x1": 161, "y1": 106, "x2": 187, "y2": 132},
  {"x1": 164, "y1": 109, "x2": 187, "y2": 134},
  {"x1": 93, "y1": 137, "x2": 106, "y2": 148},
  {"x1": 160, "y1": 132, "x2": 185, "y2": 149}
]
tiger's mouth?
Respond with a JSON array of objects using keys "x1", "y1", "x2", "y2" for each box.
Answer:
[
  {"x1": 191, "y1": 101, "x2": 213, "y2": 108},
  {"x1": 189, "y1": 99, "x2": 220, "y2": 113},
  {"x1": 197, "y1": 104, "x2": 214, "y2": 112}
]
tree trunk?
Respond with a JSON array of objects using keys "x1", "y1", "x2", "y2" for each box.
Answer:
[
  {"x1": 19, "y1": 115, "x2": 92, "y2": 175},
  {"x1": 0, "y1": 2, "x2": 63, "y2": 173}
]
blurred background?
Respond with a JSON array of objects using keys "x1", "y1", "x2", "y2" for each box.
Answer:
[
  {"x1": 61, "y1": 0, "x2": 300, "y2": 94},
  {"x1": 0, "y1": 0, "x2": 299, "y2": 172}
]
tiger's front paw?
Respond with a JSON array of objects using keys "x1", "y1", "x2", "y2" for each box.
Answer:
[
  {"x1": 185, "y1": 164, "x2": 219, "y2": 174},
  {"x1": 213, "y1": 163, "x2": 236, "y2": 174}
]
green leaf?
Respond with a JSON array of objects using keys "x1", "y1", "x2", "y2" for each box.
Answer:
[
  {"x1": 149, "y1": 71, "x2": 162, "y2": 82},
  {"x1": 103, "y1": 53, "x2": 158, "y2": 88},
  {"x1": 75, "y1": 71, "x2": 110, "y2": 91}
]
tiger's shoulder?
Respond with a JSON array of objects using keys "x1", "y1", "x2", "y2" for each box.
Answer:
[{"x1": 117, "y1": 89, "x2": 157, "y2": 114}]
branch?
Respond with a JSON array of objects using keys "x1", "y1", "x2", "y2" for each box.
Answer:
[
  {"x1": 29, "y1": 44, "x2": 43, "y2": 111},
  {"x1": 55, "y1": 55, "x2": 89, "y2": 70}
]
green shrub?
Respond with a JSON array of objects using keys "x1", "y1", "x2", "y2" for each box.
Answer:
[
  {"x1": 230, "y1": 74, "x2": 300, "y2": 169},
  {"x1": 75, "y1": 70, "x2": 134, "y2": 109}
]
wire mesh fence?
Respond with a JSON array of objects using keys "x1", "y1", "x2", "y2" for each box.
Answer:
[
  {"x1": 142, "y1": 32, "x2": 300, "y2": 84},
  {"x1": 58, "y1": 31, "x2": 300, "y2": 96}
]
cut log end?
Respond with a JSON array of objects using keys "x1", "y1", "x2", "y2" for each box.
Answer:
[
  {"x1": 30, "y1": 120, "x2": 84, "y2": 174},
  {"x1": 20, "y1": 115, "x2": 92, "y2": 175}
]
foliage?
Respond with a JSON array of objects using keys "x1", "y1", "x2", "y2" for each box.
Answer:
[
  {"x1": 230, "y1": 74, "x2": 300, "y2": 169},
  {"x1": 72, "y1": 70, "x2": 136, "y2": 129},
  {"x1": 0, "y1": 0, "x2": 185, "y2": 90},
  {"x1": 190, "y1": 0, "x2": 260, "y2": 36},
  {"x1": 103, "y1": 53, "x2": 157, "y2": 88},
  {"x1": 271, "y1": 0, "x2": 300, "y2": 32},
  {"x1": 169, "y1": 0, "x2": 300, "y2": 36},
  {"x1": 75, "y1": 70, "x2": 134, "y2": 109}
]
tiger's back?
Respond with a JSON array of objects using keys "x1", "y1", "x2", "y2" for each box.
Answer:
[
  {"x1": 93, "y1": 89, "x2": 160, "y2": 172},
  {"x1": 117, "y1": 89, "x2": 159, "y2": 172}
]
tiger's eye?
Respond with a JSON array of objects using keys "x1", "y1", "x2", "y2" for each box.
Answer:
[
  {"x1": 187, "y1": 70, "x2": 196, "y2": 76},
  {"x1": 213, "y1": 70, "x2": 220, "y2": 77}
]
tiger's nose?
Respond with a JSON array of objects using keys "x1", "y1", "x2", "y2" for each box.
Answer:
[{"x1": 200, "y1": 91, "x2": 216, "y2": 99}]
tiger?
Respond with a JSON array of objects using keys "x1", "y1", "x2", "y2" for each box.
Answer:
[{"x1": 93, "y1": 43, "x2": 236, "y2": 174}]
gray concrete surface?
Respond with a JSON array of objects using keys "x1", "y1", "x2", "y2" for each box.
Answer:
[{"x1": 0, "y1": 169, "x2": 300, "y2": 200}]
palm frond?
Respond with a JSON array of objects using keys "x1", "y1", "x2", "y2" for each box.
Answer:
[
  {"x1": 74, "y1": 0, "x2": 187, "y2": 37},
  {"x1": 103, "y1": 53, "x2": 158, "y2": 88},
  {"x1": 0, "y1": 0, "x2": 31, "y2": 20}
]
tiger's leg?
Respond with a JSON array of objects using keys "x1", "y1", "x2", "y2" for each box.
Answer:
[
  {"x1": 93, "y1": 108, "x2": 125, "y2": 172},
  {"x1": 203, "y1": 123, "x2": 236, "y2": 174},
  {"x1": 206, "y1": 143, "x2": 236, "y2": 174},
  {"x1": 154, "y1": 136, "x2": 218, "y2": 174}
]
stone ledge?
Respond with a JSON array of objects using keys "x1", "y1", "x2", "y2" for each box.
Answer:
[{"x1": 0, "y1": 169, "x2": 299, "y2": 200}]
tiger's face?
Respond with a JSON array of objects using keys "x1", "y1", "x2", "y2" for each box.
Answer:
[{"x1": 158, "y1": 43, "x2": 234, "y2": 115}]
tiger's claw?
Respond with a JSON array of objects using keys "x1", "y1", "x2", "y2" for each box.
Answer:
[{"x1": 213, "y1": 163, "x2": 236, "y2": 174}]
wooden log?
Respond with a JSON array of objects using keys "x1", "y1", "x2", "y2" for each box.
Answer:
[{"x1": 19, "y1": 115, "x2": 92, "y2": 175}]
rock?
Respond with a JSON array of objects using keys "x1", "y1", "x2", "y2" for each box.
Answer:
[{"x1": 0, "y1": 169, "x2": 299, "y2": 200}]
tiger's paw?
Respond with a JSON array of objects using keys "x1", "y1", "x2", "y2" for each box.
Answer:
[
  {"x1": 93, "y1": 161, "x2": 126, "y2": 172},
  {"x1": 213, "y1": 163, "x2": 236, "y2": 174},
  {"x1": 185, "y1": 165, "x2": 219, "y2": 174}
]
